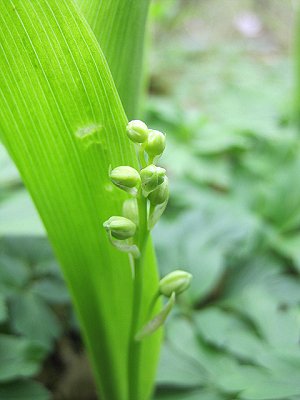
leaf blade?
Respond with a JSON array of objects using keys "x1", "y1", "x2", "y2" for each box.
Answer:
[
  {"x1": 77, "y1": 0, "x2": 151, "y2": 119},
  {"x1": 0, "y1": 1, "x2": 160, "y2": 399}
]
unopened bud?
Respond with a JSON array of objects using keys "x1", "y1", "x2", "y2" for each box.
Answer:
[
  {"x1": 110, "y1": 166, "x2": 140, "y2": 192},
  {"x1": 122, "y1": 198, "x2": 139, "y2": 226},
  {"x1": 126, "y1": 120, "x2": 149, "y2": 143},
  {"x1": 159, "y1": 270, "x2": 192, "y2": 297},
  {"x1": 140, "y1": 165, "x2": 166, "y2": 194},
  {"x1": 145, "y1": 129, "x2": 166, "y2": 158},
  {"x1": 103, "y1": 216, "x2": 136, "y2": 240},
  {"x1": 148, "y1": 176, "x2": 169, "y2": 205}
]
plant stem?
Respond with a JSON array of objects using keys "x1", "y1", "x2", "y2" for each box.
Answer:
[
  {"x1": 128, "y1": 193, "x2": 149, "y2": 400},
  {"x1": 138, "y1": 145, "x2": 147, "y2": 168}
]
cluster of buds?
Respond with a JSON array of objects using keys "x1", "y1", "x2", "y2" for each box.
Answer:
[
  {"x1": 103, "y1": 120, "x2": 192, "y2": 340},
  {"x1": 126, "y1": 120, "x2": 166, "y2": 162},
  {"x1": 103, "y1": 120, "x2": 169, "y2": 257}
]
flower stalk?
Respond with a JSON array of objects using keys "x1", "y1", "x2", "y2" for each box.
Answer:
[{"x1": 103, "y1": 120, "x2": 192, "y2": 399}]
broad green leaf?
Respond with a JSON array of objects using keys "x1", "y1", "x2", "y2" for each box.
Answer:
[
  {"x1": 162, "y1": 315, "x2": 300, "y2": 400},
  {"x1": 0, "y1": 254, "x2": 30, "y2": 295},
  {"x1": 223, "y1": 286, "x2": 300, "y2": 348},
  {"x1": 256, "y1": 158, "x2": 300, "y2": 232},
  {"x1": 0, "y1": 1, "x2": 160, "y2": 399},
  {"x1": 77, "y1": 0, "x2": 151, "y2": 119},
  {"x1": 241, "y1": 376, "x2": 300, "y2": 400},
  {"x1": 272, "y1": 233, "x2": 300, "y2": 272},
  {"x1": 0, "y1": 236, "x2": 54, "y2": 262},
  {"x1": 165, "y1": 317, "x2": 209, "y2": 375},
  {"x1": 216, "y1": 364, "x2": 270, "y2": 395},
  {"x1": 156, "y1": 343, "x2": 206, "y2": 388},
  {"x1": 0, "y1": 294, "x2": 7, "y2": 323},
  {"x1": 0, "y1": 334, "x2": 46, "y2": 382},
  {"x1": 0, "y1": 190, "x2": 45, "y2": 236},
  {"x1": 31, "y1": 278, "x2": 70, "y2": 304},
  {"x1": 267, "y1": 274, "x2": 300, "y2": 306},
  {"x1": 193, "y1": 128, "x2": 250, "y2": 156},
  {"x1": 155, "y1": 204, "x2": 260, "y2": 304},
  {"x1": 293, "y1": 2, "x2": 300, "y2": 125},
  {"x1": 194, "y1": 307, "x2": 262, "y2": 356},
  {"x1": 0, "y1": 380, "x2": 50, "y2": 400},
  {"x1": 221, "y1": 255, "x2": 282, "y2": 299},
  {"x1": 154, "y1": 389, "x2": 223, "y2": 400},
  {"x1": 10, "y1": 293, "x2": 62, "y2": 348}
]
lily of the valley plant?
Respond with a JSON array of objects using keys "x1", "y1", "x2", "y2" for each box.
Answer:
[{"x1": 0, "y1": 1, "x2": 191, "y2": 399}]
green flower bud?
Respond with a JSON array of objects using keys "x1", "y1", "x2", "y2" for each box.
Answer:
[
  {"x1": 126, "y1": 120, "x2": 149, "y2": 143},
  {"x1": 122, "y1": 198, "x2": 139, "y2": 226},
  {"x1": 145, "y1": 129, "x2": 166, "y2": 158},
  {"x1": 148, "y1": 176, "x2": 169, "y2": 205},
  {"x1": 140, "y1": 164, "x2": 166, "y2": 194},
  {"x1": 103, "y1": 216, "x2": 136, "y2": 240},
  {"x1": 159, "y1": 270, "x2": 192, "y2": 297},
  {"x1": 156, "y1": 167, "x2": 166, "y2": 185},
  {"x1": 110, "y1": 166, "x2": 140, "y2": 192}
]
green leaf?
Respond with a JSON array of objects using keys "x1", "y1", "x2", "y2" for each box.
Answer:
[
  {"x1": 0, "y1": 237, "x2": 54, "y2": 263},
  {"x1": 267, "y1": 274, "x2": 300, "y2": 306},
  {"x1": 216, "y1": 364, "x2": 270, "y2": 395},
  {"x1": 162, "y1": 314, "x2": 300, "y2": 399},
  {"x1": 223, "y1": 286, "x2": 300, "y2": 348},
  {"x1": 272, "y1": 233, "x2": 300, "y2": 272},
  {"x1": 293, "y1": 2, "x2": 300, "y2": 125},
  {"x1": 0, "y1": 380, "x2": 50, "y2": 400},
  {"x1": 240, "y1": 376, "x2": 300, "y2": 400},
  {"x1": 77, "y1": 0, "x2": 151, "y2": 119},
  {"x1": 256, "y1": 158, "x2": 300, "y2": 232},
  {"x1": 156, "y1": 344, "x2": 206, "y2": 388},
  {"x1": 164, "y1": 317, "x2": 209, "y2": 378},
  {"x1": 0, "y1": 334, "x2": 46, "y2": 382},
  {"x1": 0, "y1": 190, "x2": 45, "y2": 236},
  {"x1": 154, "y1": 389, "x2": 223, "y2": 400},
  {"x1": 0, "y1": 254, "x2": 30, "y2": 295},
  {"x1": 31, "y1": 278, "x2": 70, "y2": 304},
  {"x1": 193, "y1": 128, "x2": 250, "y2": 156},
  {"x1": 10, "y1": 293, "x2": 62, "y2": 348},
  {"x1": 194, "y1": 307, "x2": 264, "y2": 361},
  {"x1": 0, "y1": 294, "x2": 7, "y2": 323},
  {"x1": 0, "y1": 1, "x2": 160, "y2": 399},
  {"x1": 155, "y1": 204, "x2": 260, "y2": 304}
]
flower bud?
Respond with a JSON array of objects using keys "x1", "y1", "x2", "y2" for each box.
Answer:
[
  {"x1": 140, "y1": 165, "x2": 166, "y2": 194},
  {"x1": 122, "y1": 198, "x2": 139, "y2": 226},
  {"x1": 159, "y1": 270, "x2": 192, "y2": 297},
  {"x1": 126, "y1": 120, "x2": 149, "y2": 143},
  {"x1": 148, "y1": 176, "x2": 169, "y2": 205},
  {"x1": 145, "y1": 129, "x2": 166, "y2": 158},
  {"x1": 110, "y1": 166, "x2": 140, "y2": 192},
  {"x1": 103, "y1": 216, "x2": 136, "y2": 240}
]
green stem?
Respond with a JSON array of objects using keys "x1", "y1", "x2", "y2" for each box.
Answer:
[
  {"x1": 138, "y1": 145, "x2": 147, "y2": 169},
  {"x1": 128, "y1": 193, "x2": 149, "y2": 400}
]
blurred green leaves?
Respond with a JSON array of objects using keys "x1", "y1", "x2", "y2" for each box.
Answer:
[
  {"x1": 0, "y1": 335, "x2": 46, "y2": 382},
  {"x1": 152, "y1": 116, "x2": 300, "y2": 398},
  {"x1": 149, "y1": 7, "x2": 300, "y2": 396},
  {"x1": 0, "y1": 237, "x2": 69, "y2": 396},
  {"x1": 0, "y1": 381, "x2": 49, "y2": 400}
]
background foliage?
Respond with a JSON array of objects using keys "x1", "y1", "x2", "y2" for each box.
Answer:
[{"x1": 1, "y1": 0, "x2": 300, "y2": 399}]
